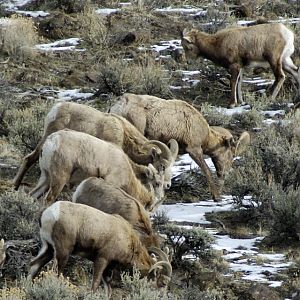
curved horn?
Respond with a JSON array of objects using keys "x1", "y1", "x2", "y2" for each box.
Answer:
[
  {"x1": 149, "y1": 261, "x2": 172, "y2": 277},
  {"x1": 145, "y1": 140, "x2": 172, "y2": 162},
  {"x1": 148, "y1": 246, "x2": 169, "y2": 262},
  {"x1": 0, "y1": 57, "x2": 9, "y2": 64},
  {"x1": 167, "y1": 139, "x2": 179, "y2": 160}
]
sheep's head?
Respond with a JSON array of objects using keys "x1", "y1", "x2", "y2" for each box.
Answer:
[
  {"x1": 0, "y1": 239, "x2": 7, "y2": 277},
  {"x1": 209, "y1": 127, "x2": 250, "y2": 179},
  {"x1": 146, "y1": 140, "x2": 178, "y2": 189},
  {"x1": 144, "y1": 164, "x2": 165, "y2": 202},
  {"x1": 163, "y1": 139, "x2": 179, "y2": 189},
  {"x1": 181, "y1": 28, "x2": 200, "y2": 62},
  {"x1": 148, "y1": 246, "x2": 172, "y2": 289}
]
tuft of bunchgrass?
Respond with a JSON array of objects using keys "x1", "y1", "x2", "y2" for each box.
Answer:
[
  {"x1": 22, "y1": 271, "x2": 79, "y2": 300},
  {"x1": 0, "y1": 15, "x2": 38, "y2": 61},
  {"x1": 4, "y1": 100, "x2": 53, "y2": 156},
  {"x1": 121, "y1": 268, "x2": 172, "y2": 300},
  {"x1": 98, "y1": 57, "x2": 171, "y2": 98},
  {"x1": 76, "y1": 6, "x2": 108, "y2": 48}
]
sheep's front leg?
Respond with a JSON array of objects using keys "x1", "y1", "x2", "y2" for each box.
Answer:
[
  {"x1": 92, "y1": 257, "x2": 109, "y2": 292},
  {"x1": 269, "y1": 59, "x2": 285, "y2": 100},
  {"x1": 228, "y1": 64, "x2": 241, "y2": 108},
  {"x1": 236, "y1": 69, "x2": 243, "y2": 104},
  {"x1": 187, "y1": 146, "x2": 220, "y2": 201}
]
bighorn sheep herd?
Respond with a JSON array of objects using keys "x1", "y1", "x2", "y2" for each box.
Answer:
[
  {"x1": 10, "y1": 90, "x2": 250, "y2": 292},
  {"x1": 12, "y1": 19, "x2": 300, "y2": 295},
  {"x1": 181, "y1": 23, "x2": 300, "y2": 108}
]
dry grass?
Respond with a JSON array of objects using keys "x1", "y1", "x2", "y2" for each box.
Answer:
[
  {"x1": 76, "y1": 6, "x2": 107, "y2": 48},
  {"x1": 99, "y1": 56, "x2": 172, "y2": 97},
  {"x1": 0, "y1": 15, "x2": 39, "y2": 61}
]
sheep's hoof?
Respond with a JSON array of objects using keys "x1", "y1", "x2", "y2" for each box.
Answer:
[
  {"x1": 212, "y1": 193, "x2": 222, "y2": 202},
  {"x1": 227, "y1": 103, "x2": 236, "y2": 109}
]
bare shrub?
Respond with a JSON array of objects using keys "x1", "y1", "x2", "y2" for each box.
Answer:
[
  {"x1": 225, "y1": 122, "x2": 300, "y2": 242},
  {"x1": 159, "y1": 224, "x2": 214, "y2": 267},
  {"x1": 0, "y1": 15, "x2": 38, "y2": 61},
  {"x1": 4, "y1": 100, "x2": 53, "y2": 156},
  {"x1": 269, "y1": 186, "x2": 300, "y2": 243},
  {"x1": 0, "y1": 190, "x2": 39, "y2": 240},
  {"x1": 98, "y1": 57, "x2": 171, "y2": 97},
  {"x1": 226, "y1": 123, "x2": 300, "y2": 203},
  {"x1": 231, "y1": 108, "x2": 264, "y2": 130}
]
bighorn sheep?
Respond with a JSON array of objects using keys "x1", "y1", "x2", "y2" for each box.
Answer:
[
  {"x1": 13, "y1": 102, "x2": 178, "y2": 190},
  {"x1": 73, "y1": 177, "x2": 161, "y2": 247},
  {"x1": 0, "y1": 239, "x2": 6, "y2": 277},
  {"x1": 181, "y1": 23, "x2": 300, "y2": 108},
  {"x1": 30, "y1": 129, "x2": 164, "y2": 211},
  {"x1": 110, "y1": 93, "x2": 250, "y2": 200},
  {"x1": 28, "y1": 201, "x2": 172, "y2": 292}
]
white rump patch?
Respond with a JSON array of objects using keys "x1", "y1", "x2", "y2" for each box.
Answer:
[
  {"x1": 280, "y1": 25, "x2": 295, "y2": 62},
  {"x1": 46, "y1": 102, "x2": 63, "y2": 124},
  {"x1": 40, "y1": 202, "x2": 61, "y2": 247}
]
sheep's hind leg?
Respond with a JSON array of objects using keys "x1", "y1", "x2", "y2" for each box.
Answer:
[
  {"x1": 42, "y1": 173, "x2": 69, "y2": 205},
  {"x1": 92, "y1": 257, "x2": 109, "y2": 292},
  {"x1": 13, "y1": 140, "x2": 44, "y2": 190},
  {"x1": 282, "y1": 56, "x2": 300, "y2": 100},
  {"x1": 28, "y1": 242, "x2": 53, "y2": 279},
  {"x1": 30, "y1": 171, "x2": 49, "y2": 200}
]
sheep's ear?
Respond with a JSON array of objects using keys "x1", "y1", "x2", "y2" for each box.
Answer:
[
  {"x1": 182, "y1": 28, "x2": 189, "y2": 36},
  {"x1": 0, "y1": 239, "x2": 4, "y2": 248},
  {"x1": 168, "y1": 139, "x2": 179, "y2": 160},
  {"x1": 182, "y1": 28, "x2": 193, "y2": 43},
  {"x1": 235, "y1": 132, "x2": 250, "y2": 155}
]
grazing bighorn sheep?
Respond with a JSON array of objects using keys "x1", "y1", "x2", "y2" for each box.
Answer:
[
  {"x1": 73, "y1": 177, "x2": 161, "y2": 247},
  {"x1": 30, "y1": 129, "x2": 164, "y2": 210},
  {"x1": 13, "y1": 102, "x2": 178, "y2": 190},
  {"x1": 0, "y1": 239, "x2": 7, "y2": 277},
  {"x1": 110, "y1": 93, "x2": 250, "y2": 200},
  {"x1": 28, "y1": 201, "x2": 172, "y2": 292},
  {"x1": 181, "y1": 23, "x2": 300, "y2": 108}
]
